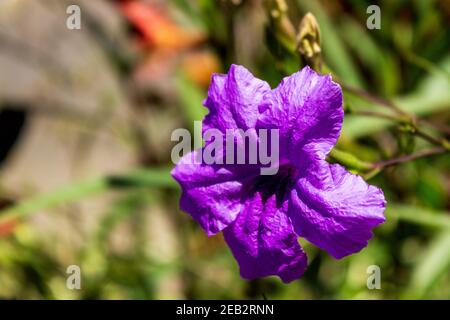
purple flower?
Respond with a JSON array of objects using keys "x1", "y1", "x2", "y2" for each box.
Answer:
[{"x1": 172, "y1": 65, "x2": 386, "y2": 283}]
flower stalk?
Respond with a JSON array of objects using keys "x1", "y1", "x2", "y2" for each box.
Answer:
[{"x1": 265, "y1": 0, "x2": 297, "y2": 52}]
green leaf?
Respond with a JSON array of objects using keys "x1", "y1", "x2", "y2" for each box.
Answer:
[
  {"x1": 385, "y1": 204, "x2": 450, "y2": 229},
  {"x1": 95, "y1": 192, "x2": 151, "y2": 246},
  {"x1": 339, "y1": 16, "x2": 400, "y2": 95},
  {"x1": 405, "y1": 231, "x2": 450, "y2": 298},
  {"x1": 0, "y1": 167, "x2": 177, "y2": 223},
  {"x1": 175, "y1": 73, "x2": 208, "y2": 128}
]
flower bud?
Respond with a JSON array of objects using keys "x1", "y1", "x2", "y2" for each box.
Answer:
[{"x1": 297, "y1": 12, "x2": 322, "y2": 71}]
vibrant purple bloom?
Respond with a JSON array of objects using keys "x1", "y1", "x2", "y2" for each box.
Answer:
[{"x1": 172, "y1": 65, "x2": 386, "y2": 283}]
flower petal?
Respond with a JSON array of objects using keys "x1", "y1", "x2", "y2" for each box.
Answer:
[
  {"x1": 258, "y1": 67, "x2": 343, "y2": 167},
  {"x1": 223, "y1": 192, "x2": 308, "y2": 283},
  {"x1": 172, "y1": 151, "x2": 258, "y2": 236},
  {"x1": 289, "y1": 162, "x2": 386, "y2": 259},
  {"x1": 203, "y1": 64, "x2": 271, "y2": 134}
]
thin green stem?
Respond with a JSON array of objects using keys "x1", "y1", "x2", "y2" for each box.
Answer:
[
  {"x1": 330, "y1": 146, "x2": 449, "y2": 178},
  {"x1": 413, "y1": 127, "x2": 450, "y2": 151},
  {"x1": 341, "y1": 82, "x2": 408, "y2": 117},
  {"x1": 350, "y1": 109, "x2": 403, "y2": 122},
  {"x1": 372, "y1": 147, "x2": 447, "y2": 169},
  {"x1": 342, "y1": 82, "x2": 450, "y2": 146}
]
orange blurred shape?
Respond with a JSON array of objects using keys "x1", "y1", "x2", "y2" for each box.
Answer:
[
  {"x1": 181, "y1": 51, "x2": 221, "y2": 87},
  {"x1": 0, "y1": 219, "x2": 17, "y2": 238},
  {"x1": 0, "y1": 198, "x2": 16, "y2": 237},
  {"x1": 120, "y1": 1, "x2": 205, "y2": 50}
]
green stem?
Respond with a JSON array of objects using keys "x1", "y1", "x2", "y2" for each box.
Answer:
[
  {"x1": 265, "y1": 0, "x2": 297, "y2": 53},
  {"x1": 373, "y1": 147, "x2": 448, "y2": 169},
  {"x1": 413, "y1": 126, "x2": 450, "y2": 151},
  {"x1": 342, "y1": 82, "x2": 450, "y2": 148},
  {"x1": 328, "y1": 148, "x2": 373, "y2": 171},
  {"x1": 0, "y1": 168, "x2": 177, "y2": 223}
]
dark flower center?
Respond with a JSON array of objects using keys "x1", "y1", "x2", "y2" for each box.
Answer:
[{"x1": 246, "y1": 164, "x2": 299, "y2": 206}]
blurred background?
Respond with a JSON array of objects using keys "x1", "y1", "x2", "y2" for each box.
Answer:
[{"x1": 0, "y1": 0, "x2": 449, "y2": 299}]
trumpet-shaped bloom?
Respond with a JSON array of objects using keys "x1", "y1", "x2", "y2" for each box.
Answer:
[{"x1": 172, "y1": 65, "x2": 386, "y2": 283}]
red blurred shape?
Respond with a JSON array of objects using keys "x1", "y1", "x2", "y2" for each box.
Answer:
[{"x1": 119, "y1": 1, "x2": 204, "y2": 50}]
